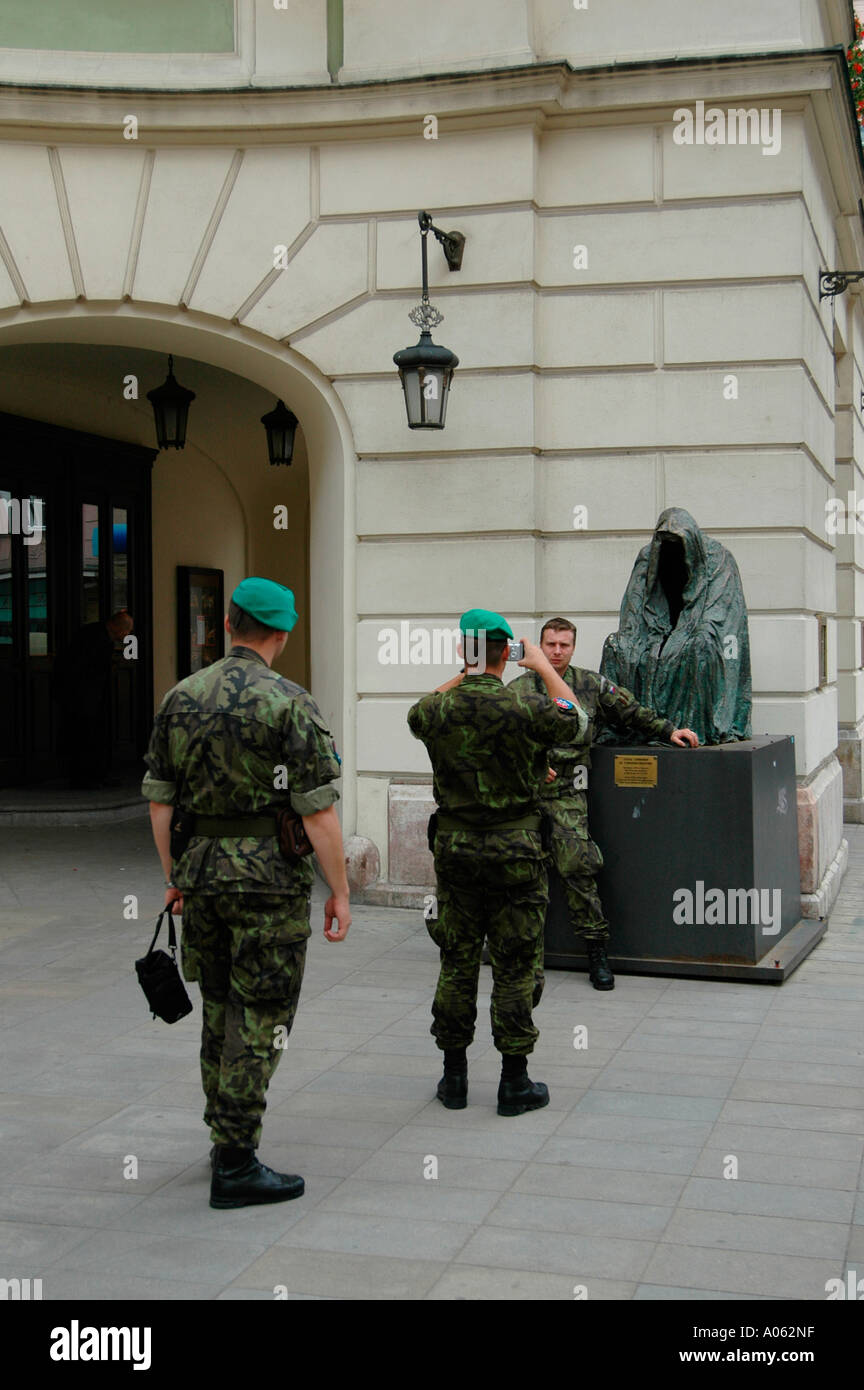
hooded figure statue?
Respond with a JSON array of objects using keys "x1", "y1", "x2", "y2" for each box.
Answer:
[{"x1": 599, "y1": 507, "x2": 751, "y2": 745}]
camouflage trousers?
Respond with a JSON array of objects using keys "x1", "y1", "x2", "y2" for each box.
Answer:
[
  {"x1": 428, "y1": 829, "x2": 548, "y2": 1056},
  {"x1": 541, "y1": 790, "x2": 609, "y2": 943},
  {"x1": 180, "y1": 890, "x2": 311, "y2": 1148}
]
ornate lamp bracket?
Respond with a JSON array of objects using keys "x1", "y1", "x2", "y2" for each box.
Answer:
[
  {"x1": 820, "y1": 270, "x2": 864, "y2": 300},
  {"x1": 407, "y1": 209, "x2": 466, "y2": 329}
]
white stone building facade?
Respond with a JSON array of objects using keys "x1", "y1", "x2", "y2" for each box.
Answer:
[{"x1": 0, "y1": 0, "x2": 862, "y2": 919}]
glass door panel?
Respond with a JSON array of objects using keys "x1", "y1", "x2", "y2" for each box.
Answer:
[
  {"x1": 26, "y1": 496, "x2": 47, "y2": 656},
  {"x1": 81, "y1": 502, "x2": 100, "y2": 624},
  {"x1": 109, "y1": 501, "x2": 135, "y2": 758},
  {"x1": 112, "y1": 505, "x2": 129, "y2": 613},
  {"x1": 0, "y1": 489, "x2": 12, "y2": 652},
  {"x1": 0, "y1": 484, "x2": 20, "y2": 776}
]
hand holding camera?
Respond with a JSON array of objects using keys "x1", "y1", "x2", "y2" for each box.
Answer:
[{"x1": 514, "y1": 639, "x2": 548, "y2": 672}]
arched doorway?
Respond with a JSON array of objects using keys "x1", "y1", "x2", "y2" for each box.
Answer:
[{"x1": 0, "y1": 305, "x2": 357, "y2": 830}]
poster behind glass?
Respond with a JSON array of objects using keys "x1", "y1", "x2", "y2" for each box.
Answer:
[{"x1": 177, "y1": 567, "x2": 224, "y2": 677}]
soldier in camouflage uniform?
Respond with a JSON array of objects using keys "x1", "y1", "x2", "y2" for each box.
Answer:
[
  {"x1": 509, "y1": 617, "x2": 697, "y2": 990},
  {"x1": 408, "y1": 608, "x2": 588, "y2": 1116},
  {"x1": 143, "y1": 576, "x2": 350, "y2": 1208}
]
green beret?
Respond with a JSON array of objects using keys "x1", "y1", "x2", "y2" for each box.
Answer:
[
  {"x1": 231, "y1": 576, "x2": 298, "y2": 633},
  {"x1": 459, "y1": 607, "x2": 514, "y2": 641}
]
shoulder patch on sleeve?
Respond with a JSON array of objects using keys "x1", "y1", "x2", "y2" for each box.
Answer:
[{"x1": 555, "y1": 698, "x2": 575, "y2": 710}]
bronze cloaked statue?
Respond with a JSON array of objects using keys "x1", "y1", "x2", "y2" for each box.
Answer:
[{"x1": 599, "y1": 507, "x2": 752, "y2": 745}]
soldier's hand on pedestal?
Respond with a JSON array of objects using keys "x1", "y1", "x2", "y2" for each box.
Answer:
[
  {"x1": 670, "y1": 728, "x2": 699, "y2": 747},
  {"x1": 324, "y1": 893, "x2": 351, "y2": 941}
]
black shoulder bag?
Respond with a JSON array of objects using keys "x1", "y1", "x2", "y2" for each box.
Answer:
[{"x1": 135, "y1": 907, "x2": 193, "y2": 1024}]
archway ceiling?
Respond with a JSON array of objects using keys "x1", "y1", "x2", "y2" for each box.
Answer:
[{"x1": 0, "y1": 143, "x2": 368, "y2": 344}]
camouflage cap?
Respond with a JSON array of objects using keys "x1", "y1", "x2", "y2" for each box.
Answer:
[
  {"x1": 459, "y1": 607, "x2": 514, "y2": 641},
  {"x1": 231, "y1": 576, "x2": 298, "y2": 633}
]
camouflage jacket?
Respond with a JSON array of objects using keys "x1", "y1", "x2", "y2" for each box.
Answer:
[
  {"x1": 508, "y1": 665, "x2": 674, "y2": 796},
  {"x1": 407, "y1": 672, "x2": 588, "y2": 828},
  {"x1": 141, "y1": 646, "x2": 341, "y2": 893}
]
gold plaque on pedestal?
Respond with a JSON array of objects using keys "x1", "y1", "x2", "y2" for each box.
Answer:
[{"x1": 613, "y1": 755, "x2": 658, "y2": 788}]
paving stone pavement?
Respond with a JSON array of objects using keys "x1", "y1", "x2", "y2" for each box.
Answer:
[{"x1": 0, "y1": 818, "x2": 862, "y2": 1302}]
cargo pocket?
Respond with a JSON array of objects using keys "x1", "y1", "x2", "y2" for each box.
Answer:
[
  {"x1": 230, "y1": 893, "x2": 311, "y2": 1003},
  {"x1": 552, "y1": 829, "x2": 603, "y2": 878}
]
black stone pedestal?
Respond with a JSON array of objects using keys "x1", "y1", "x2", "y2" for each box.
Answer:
[{"x1": 544, "y1": 735, "x2": 824, "y2": 983}]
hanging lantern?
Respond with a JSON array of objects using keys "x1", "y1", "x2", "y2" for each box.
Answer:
[
  {"x1": 260, "y1": 399, "x2": 299, "y2": 467},
  {"x1": 393, "y1": 331, "x2": 459, "y2": 429},
  {"x1": 146, "y1": 355, "x2": 196, "y2": 450}
]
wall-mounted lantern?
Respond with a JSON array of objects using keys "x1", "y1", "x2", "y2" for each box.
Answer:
[{"x1": 393, "y1": 210, "x2": 464, "y2": 429}]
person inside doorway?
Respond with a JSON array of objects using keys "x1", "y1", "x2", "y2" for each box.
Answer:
[{"x1": 54, "y1": 610, "x2": 134, "y2": 788}]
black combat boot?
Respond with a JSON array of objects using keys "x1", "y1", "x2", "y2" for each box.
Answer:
[
  {"x1": 209, "y1": 1145, "x2": 305, "y2": 1209},
  {"x1": 586, "y1": 941, "x2": 615, "y2": 990},
  {"x1": 497, "y1": 1054, "x2": 549, "y2": 1117},
  {"x1": 436, "y1": 1048, "x2": 468, "y2": 1109}
]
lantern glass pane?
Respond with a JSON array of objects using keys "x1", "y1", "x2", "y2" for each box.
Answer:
[
  {"x1": 438, "y1": 370, "x2": 453, "y2": 427},
  {"x1": 271, "y1": 427, "x2": 291, "y2": 464},
  {"x1": 157, "y1": 402, "x2": 176, "y2": 447},
  {"x1": 174, "y1": 403, "x2": 190, "y2": 447},
  {"x1": 401, "y1": 370, "x2": 422, "y2": 427},
  {"x1": 420, "y1": 368, "x2": 444, "y2": 427}
]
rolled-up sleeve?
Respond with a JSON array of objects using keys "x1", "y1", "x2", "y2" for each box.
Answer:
[
  {"x1": 142, "y1": 707, "x2": 176, "y2": 804},
  {"x1": 142, "y1": 772, "x2": 176, "y2": 804},
  {"x1": 291, "y1": 782, "x2": 340, "y2": 815},
  {"x1": 553, "y1": 699, "x2": 589, "y2": 744}
]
